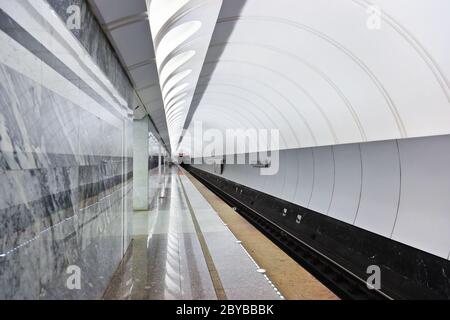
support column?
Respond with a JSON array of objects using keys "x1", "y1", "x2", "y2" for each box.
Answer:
[{"x1": 133, "y1": 116, "x2": 150, "y2": 210}]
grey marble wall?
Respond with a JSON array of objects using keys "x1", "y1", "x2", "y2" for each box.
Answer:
[
  {"x1": 46, "y1": 0, "x2": 135, "y2": 107},
  {"x1": 0, "y1": 0, "x2": 134, "y2": 299}
]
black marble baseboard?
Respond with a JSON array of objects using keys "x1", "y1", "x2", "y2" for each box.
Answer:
[{"x1": 186, "y1": 165, "x2": 450, "y2": 300}]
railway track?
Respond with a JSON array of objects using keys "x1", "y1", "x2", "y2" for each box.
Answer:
[{"x1": 185, "y1": 165, "x2": 391, "y2": 300}]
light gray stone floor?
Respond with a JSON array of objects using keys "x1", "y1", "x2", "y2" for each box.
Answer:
[{"x1": 104, "y1": 167, "x2": 281, "y2": 300}]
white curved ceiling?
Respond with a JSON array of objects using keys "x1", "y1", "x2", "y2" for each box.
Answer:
[
  {"x1": 179, "y1": 0, "x2": 450, "y2": 156},
  {"x1": 89, "y1": 0, "x2": 450, "y2": 156},
  {"x1": 148, "y1": 0, "x2": 223, "y2": 151}
]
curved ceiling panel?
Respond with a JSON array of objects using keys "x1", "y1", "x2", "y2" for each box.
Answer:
[
  {"x1": 162, "y1": 69, "x2": 192, "y2": 97},
  {"x1": 167, "y1": 101, "x2": 186, "y2": 116},
  {"x1": 148, "y1": 0, "x2": 191, "y2": 36},
  {"x1": 148, "y1": 0, "x2": 223, "y2": 152},
  {"x1": 166, "y1": 92, "x2": 189, "y2": 110},
  {"x1": 179, "y1": 0, "x2": 450, "y2": 157},
  {"x1": 159, "y1": 50, "x2": 196, "y2": 85},
  {"x1": 155, "y1": 20, "x2": 202, "y2": 65},
  {"x1": 164, "y1": 83, "x2": 191, "y2": 104}
]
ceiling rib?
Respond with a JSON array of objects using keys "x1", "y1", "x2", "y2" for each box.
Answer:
[
  {"x1": 103, "y1": 12, "x2": 149, "y2": 31},
  {"x1": 147, "y1": 0, "x2": 223, "y2": 152}
]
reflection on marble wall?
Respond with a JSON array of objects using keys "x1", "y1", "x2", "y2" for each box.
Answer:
[
  {"x1": 0, "y1": 0, "x2": 134, "y2": 299},
  {"x1": 46, "y1": 0, "x2": 135, "y2": 107}
]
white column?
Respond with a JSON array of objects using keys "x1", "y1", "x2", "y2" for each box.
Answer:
[{"x1": 133, "y1": 116, "x2": 150, "y2": 210}]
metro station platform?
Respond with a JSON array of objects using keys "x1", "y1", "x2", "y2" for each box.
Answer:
[{"x1": 103, "y1": 167, "x2": 337, "y2": 300}]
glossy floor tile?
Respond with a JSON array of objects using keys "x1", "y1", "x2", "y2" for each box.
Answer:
[
  {"x1": 104, "y1": 167, "x2": 216, "y2": 300},
  {"x1": 104, "y1": 167, "x2": 283, "y2": 300},
  {"x1": 184, "y1": 169, "x2": 339, "y2": 300},
  {"x1": 178, "y1": 174, "x2": 282, "y2": 300}
]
